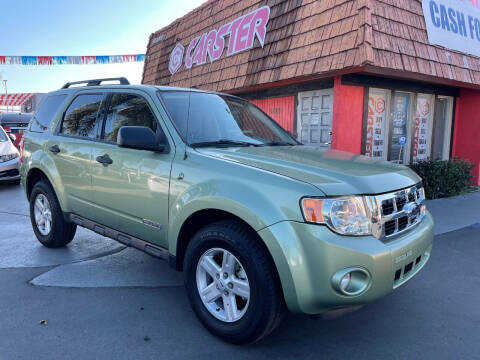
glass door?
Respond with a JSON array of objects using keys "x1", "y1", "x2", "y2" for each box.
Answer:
[{"x1": 389, "y1": 92, "x2": 411, "y2": 164}]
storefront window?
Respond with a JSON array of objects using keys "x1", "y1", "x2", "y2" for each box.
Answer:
[{"x1": 363, "y1": 88, "x2": 453, "y2": 165}]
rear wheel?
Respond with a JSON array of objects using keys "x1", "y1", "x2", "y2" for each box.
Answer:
[
  {"x1": 29, "y1": 180, "x2": 76, "y2": 248},
  {"x1": 184, "y1": 220, "x2": 285, "y2": 344}
]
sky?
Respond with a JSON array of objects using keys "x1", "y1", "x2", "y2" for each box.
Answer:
[{"x1": 0, "y1": 0, "x2": 205, "y2": 94}]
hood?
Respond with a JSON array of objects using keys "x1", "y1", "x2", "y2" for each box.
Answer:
[
  {"x1": 196, "y1": 146, "x2": 421, "y2": 196},
  {"x1": 0, "y1": 140, "x2": 18, "y2": 156}
]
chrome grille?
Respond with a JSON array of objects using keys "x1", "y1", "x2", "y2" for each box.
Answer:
[{"x1": 375, "y1": 185, "x2": 426, "y2": 241}]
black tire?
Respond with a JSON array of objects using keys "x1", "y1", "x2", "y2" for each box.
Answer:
[
  {"x1": 29, "y1": 180, "x2": 76, "y2": 248},
  {"x1": 184, "y1": 220, "x2": 286, "y2": 344}
]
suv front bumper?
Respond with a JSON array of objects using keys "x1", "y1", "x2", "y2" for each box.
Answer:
[{"x1": 258, "y1": 212, "x2": 434, "y2": 314}]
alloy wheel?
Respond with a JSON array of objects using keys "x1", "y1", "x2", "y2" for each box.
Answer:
[
  {"x1": 34, "y1": 194, "x2": 52, "y2": 236},
  {"x1": 196, "y1": 248, "x2": 250, "y2": 322}
]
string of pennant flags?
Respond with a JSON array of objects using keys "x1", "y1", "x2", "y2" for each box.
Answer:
[{"x1": 0, "y1": 54, "x2": 145, "y2": 65}]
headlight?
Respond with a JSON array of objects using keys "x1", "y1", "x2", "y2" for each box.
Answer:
[
  {"x1": 301, "y1": 196, "x2": 378, "y2": 236},
  {"x1": 301, "y1": 186, "x2": 425, "y2": 237},
  {"x1": 0, "y1": 153, "x2": 19, "y2": 163}
]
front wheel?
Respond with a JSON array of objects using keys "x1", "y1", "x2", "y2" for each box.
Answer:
[{"x1": 184, "y1": 220, "x2": 285, "y2": 344}]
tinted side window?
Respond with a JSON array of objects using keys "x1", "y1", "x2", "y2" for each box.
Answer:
[
  {"x1": 103, "y1": 94, "x2": 157, "y2": 143},
  {"x1": 61, "y1": 94, "x2": 104, "y2": 138},
  {"x1": 30, "y1": 94, "x2": 67, "y2": 133}
]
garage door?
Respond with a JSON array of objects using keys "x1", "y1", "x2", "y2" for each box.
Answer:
[
  {"x1": 250, "y1": 96, "x2": 294, "y2": 134},
  {"x1": 297, "y1": 89, "x2": 333, "y2": 147}
]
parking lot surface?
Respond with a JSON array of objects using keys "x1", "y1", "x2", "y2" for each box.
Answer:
[{"x1": 1, "y1": 184, "x2": 479, "y2": 359}]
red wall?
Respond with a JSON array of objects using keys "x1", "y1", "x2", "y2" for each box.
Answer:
[
  {"x1": 452, "y1": 89, "x2": 480, "y2": 185},
  {"x1": 251, "y1": 96, "x2": 295, "y2": 133},
  {"x1": 331, "y1": 76, "x2": 364, "y2": 154}
]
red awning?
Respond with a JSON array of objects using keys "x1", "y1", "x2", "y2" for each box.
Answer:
[{"x1": 0, "y1": 93, "x2": 34, "y2": 106}]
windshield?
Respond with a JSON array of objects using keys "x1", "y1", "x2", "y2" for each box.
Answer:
[
  {"x1": 159, "y1": 91, "x2": 300, "y2": 147},
  {"x1": 0, "y1": 127, "x2": 7, "y2": 142}
]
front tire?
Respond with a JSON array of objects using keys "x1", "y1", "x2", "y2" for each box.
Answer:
[
  {"x1": 29, "y1": 180, "x2": 76, "y2": 248},
  {"x1": 184, "y1": 220, "x2": 285, "y2": 344}
]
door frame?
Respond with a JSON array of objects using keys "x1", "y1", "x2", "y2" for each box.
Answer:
[{"x1": 436, "y1": 95, "x2": 454, "y2": 161}]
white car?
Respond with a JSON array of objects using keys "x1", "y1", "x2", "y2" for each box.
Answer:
[{"x1": 0, "y1": 126, "x2": 20, "y2": 185}]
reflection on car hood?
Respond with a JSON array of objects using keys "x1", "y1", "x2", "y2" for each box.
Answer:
[
  {"x1": 196, "y1": 146, "x2": 421, "y2": 195},
  {"x1": 0, "y1": 140, "x2": 18, "y2": 157}
]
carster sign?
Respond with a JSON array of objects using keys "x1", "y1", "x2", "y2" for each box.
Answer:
[
  {"x1": 168, "y1": 6, "x2": 270, "y2": 75},
  {"x1": 422, "y1": 0, "x2": 480, "y2": 57}
]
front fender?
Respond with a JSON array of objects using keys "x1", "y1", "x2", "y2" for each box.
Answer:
[{"x1": 168, "y1": 178, "x2": 296, "y2": 255}]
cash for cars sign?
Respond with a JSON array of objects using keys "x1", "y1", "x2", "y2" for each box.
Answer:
[
  {"x1": 422, "y1": 0, "x2": 480, "y2": 57},
  {"x1": 168, "y1": 6, "x2": 270, "y2": 75}
]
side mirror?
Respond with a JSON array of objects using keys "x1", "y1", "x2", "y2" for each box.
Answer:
[
  {"x1": 117, "y1": 126, "x2": 166, "y2": 152},
  {"x1": 8, "y1": 133, "x2": 16, "y2": 143}
]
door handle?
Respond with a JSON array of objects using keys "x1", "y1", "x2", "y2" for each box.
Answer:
[
  {"x1": 96, "y1": 155, "x2": 113, "y2": 166},
  {"x1": 49, "y1": 145, "x2": 60, "y2": 154}
]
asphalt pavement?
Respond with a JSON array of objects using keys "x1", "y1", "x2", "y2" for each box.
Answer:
[{"x1": 0, "y1": 183, "x2": 479, "y2": 360}]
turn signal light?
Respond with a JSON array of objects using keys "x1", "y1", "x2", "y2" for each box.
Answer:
[{"x1": 301, "y1": 198, "x2": 324, "y2": 223}]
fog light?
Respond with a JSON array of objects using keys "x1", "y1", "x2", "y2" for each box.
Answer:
[
  {"x1": 340, "y1": 273, "x2": 351, "y2": 291},
  {"x1": 332, "y1": 267, "x2": 371, "y2": 296}
]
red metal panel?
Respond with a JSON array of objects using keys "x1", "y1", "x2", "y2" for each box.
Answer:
[
  {"x1": 250, "y1": 96, "x2": 295, "y2": 133},
  {"x1": 332, "y1": 76, "x2": 364, "y2": 154}
]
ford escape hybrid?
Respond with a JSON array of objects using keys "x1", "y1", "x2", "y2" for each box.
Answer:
[{"x1": 21, "y1": 78, "x2": 433, "y2": 344}]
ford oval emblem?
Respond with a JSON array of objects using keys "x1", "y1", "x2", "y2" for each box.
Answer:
[{"x1": 403, "y1": 202, "x2": 417, "y2": 216}]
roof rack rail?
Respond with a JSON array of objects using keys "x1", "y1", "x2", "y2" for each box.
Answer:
[{"x1": 61, "y1": 77, "x2": 130, "y2": 89}]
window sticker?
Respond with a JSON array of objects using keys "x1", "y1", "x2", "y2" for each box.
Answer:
[
  {"x1": 365, "y1": 89, "x2": 387, "y2": 160},
  {"x1": 413, "y1": 95, "x2": 433, "y2": 163}
]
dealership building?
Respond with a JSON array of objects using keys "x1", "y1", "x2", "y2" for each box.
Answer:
[{"x1": 143, "y1": 0, "x2": 480, "y2": 185}]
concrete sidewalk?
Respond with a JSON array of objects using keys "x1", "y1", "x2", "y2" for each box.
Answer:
[{"x1": 426, "y1": 191, "x2": 480, "y2": 235}]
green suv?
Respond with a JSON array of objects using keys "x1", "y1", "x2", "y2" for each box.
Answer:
[{"x1": 21, "y1": 78, "x2": 434, "y2": 344}]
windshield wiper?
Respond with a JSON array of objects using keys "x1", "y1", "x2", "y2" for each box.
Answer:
[
  {"x1": 264, "y1": 140, "x2": 296, "y2": 146},
  {"x1": 190, "y1": 139, "x2": 263, "y2": 148}
]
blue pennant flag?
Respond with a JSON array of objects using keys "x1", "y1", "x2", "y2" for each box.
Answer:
[
  {"x1": 52, "y1": 56, "x2": 67, "y2": 65},
  {"x1": 96, "y1": 56, "x2": 110, "y2": 64},
  {"x1": 2, "y1": 54, "x2": 146, "y2": 65},
  {"x1": 21, "y1": 56, "x2": 37, "y2": 65}
]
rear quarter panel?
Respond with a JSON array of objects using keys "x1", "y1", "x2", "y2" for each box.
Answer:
[
  {"x1": 20, "y1": 90, "x2": 75, "y2": 209},
  {"x1": 21, "y1": 132, "x2": 70, "y2": 211}
]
